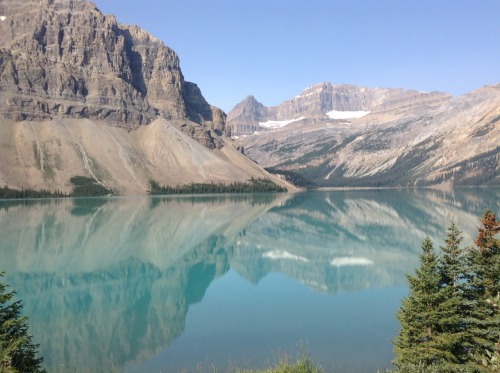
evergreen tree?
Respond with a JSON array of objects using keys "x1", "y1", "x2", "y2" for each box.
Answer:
[
  {"x1": 0, "y1": 272, "x2": 45, "y2": 373},
  {"x1": 472, "y1": 210, "x2": 500, "y2": 298},
  {"x1": 393, "y1": 237, "x2": 465, "y2": 370},
  {"x1": 439, "y1": 222, "x2": 466, "y2": 288},
  {"x1": 464, "y1": 210, "x2": 500, "y2": 366},
  {"x1": 437, "y1": 223, "x2": 470, "y2": 365}
]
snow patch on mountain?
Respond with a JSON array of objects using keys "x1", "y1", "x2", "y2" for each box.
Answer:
[
  {"x1": 259, "y1": 117, "x2": 305, "y2": 129},
  {"x1": 326, "y1": 110, "x2": 370, "y2": 119}
]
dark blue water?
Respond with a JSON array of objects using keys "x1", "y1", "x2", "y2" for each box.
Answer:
[{"x1": 0, "y1": 188, "x2": 498, "y2": 372}]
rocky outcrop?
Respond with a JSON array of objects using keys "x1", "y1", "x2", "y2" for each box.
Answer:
[
  {"x1": 227, "y1": 95, "x2": 268, "y2": 136},
  {"x1": 228, "y1": 83, "x2": 451, "y2": 136},
  {"x1": 0, "y1": 0, "x2": 226, "y2": 147}
]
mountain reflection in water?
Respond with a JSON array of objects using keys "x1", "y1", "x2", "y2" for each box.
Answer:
[{"x1": 0, "y1": 189, "x2": 498, "y2": 372}]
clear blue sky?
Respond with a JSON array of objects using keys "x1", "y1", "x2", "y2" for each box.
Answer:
[{"x1": 93, "y1": 0, "x2": 500, "y2": 112}]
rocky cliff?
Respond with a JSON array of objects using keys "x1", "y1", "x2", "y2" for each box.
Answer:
[
  {"x1": 0, "y1": 0, "x2": 227, "y2": 146},
  {"x1": 231, "y1": 83, "x2": 500, "y2": 187},
  {"x1": 0, "y1": 0, "x2": 289, "y2": 193}
]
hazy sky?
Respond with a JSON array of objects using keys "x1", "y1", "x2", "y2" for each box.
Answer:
[{"x1": 92, "y1": 0, "x2": 500, "y2": 112}]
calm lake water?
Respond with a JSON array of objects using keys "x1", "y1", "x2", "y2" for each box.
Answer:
[{"x1": 0, "y1": 189, "x2": 499, "y2": 373}]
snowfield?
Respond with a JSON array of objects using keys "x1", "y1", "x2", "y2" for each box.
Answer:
[
  {"x1": 326, "y1": 110, "x2": 370, "y2": 119},
  {"x1": 259, "y1": 117, "x2": 305, "y2": 129}
]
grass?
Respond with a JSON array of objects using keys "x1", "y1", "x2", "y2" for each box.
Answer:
[
  {"x1": 233, "y1": 357, "x2": 322, "y2": 373},
  {"x1": 184, "y1": 358, "x2": 478, "y2": 373}
]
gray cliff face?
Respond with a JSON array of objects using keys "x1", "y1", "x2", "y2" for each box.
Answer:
[
  {"x1": 0, "y1": 0, "x2": 226, "y2": 146},
  {"x1": 228, "y1": 83, "x2": 451, "y2": 136},
  {"x1": 231, "y1": 83, "x2": 500, "y2": 187}
]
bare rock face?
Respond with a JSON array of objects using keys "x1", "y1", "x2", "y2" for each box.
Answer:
[
  {"x1": 0, "y1": 0, "x2": 226, "y2": 147},
  {"x1": 228, "y1": 83, "x2": 451, "y2": 136},
  {"x1": 182, "y1": 82, "x2": 228, "y2": 148}
]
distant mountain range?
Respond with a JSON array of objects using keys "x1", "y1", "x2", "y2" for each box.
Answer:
[
  {"x1": 229, "y1": 83, "x2": 500, "y2": 187},
  {"x1": 0, "y1": 0, "x2": 286, "y2": 194}
]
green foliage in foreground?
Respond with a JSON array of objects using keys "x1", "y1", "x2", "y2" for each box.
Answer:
[
  {"x1": 70, "y1": 176, "x2": 113, "y2": 197},
  {"x1": 0, "y1": 272, "x2": 45, "y2": 373},
  {"x1": 149, "y1": 178, "x2": 287, "y2": 195},
  {"x1": 0, "y1": 185, "x2": 67, "y2": 199},
  {"x1": 393, "y1": 210, "x2": 500, "y2": 372}
]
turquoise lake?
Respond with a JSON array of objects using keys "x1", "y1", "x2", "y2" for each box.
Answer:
[{"x1": 0, "y1": 188, "x2": 499, "y2": 372}]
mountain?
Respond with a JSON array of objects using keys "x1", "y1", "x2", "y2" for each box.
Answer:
[
  {"x1": 229, "y1": 82, "x2": 500, "y2": 187},
  {"x1": 229, "y1": 83, "x2": 452, "y2": 136},
  {"x1": 0, "y1": 0, "x2": 287, "y2": 194}
]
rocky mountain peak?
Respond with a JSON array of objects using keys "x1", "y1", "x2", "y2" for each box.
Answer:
[
  {"x1": 226, "y1": 95, "x2": 268, "y2": 136},
  {"x1": 0, "y1": 0, "x2": 226, "y2": 147}
]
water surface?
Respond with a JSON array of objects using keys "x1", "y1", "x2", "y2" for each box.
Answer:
[{"x1": 0, "y1": 189, "x2": 498, "y2": 372}]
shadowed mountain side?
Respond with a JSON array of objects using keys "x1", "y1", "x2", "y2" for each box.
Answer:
[
  {"x1": 0, "y1": 0, "x2": 225, "y2": 136},
  {"x1": 0, "y1": 117, "x2": 290, "y2": 194}
]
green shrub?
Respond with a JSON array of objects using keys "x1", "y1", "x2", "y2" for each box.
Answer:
[{"x1": 69, "y1": 176, "x2": 113, "y2": 197}]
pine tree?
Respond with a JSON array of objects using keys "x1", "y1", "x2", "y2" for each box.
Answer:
[
  {"x1": 393, "y1": 237, "x2": 465, "y2": 370},
  {"x1": 437, "y1": 223, "x2": 470, "y2": 365},
  {"x1": 0, "y1": 272, "x2": 45, "y2": 373},
  {"x1": 472, "y1": 210, "x2": 500, "y2": 298},
  {"x1": 464, "y1": 210, "x2": 500, "y2": 367},
  {"x1": 439, "y1": 222, "x2": 466, "y2": 289}
]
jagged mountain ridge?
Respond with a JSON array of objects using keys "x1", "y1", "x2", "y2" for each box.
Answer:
[
  {"x1": 0, "y1": 0, "x2": 291, "y2": 193},
  {"x1": 229, "y1": 83, "x2": 451, "y2": 136},
  {"x1": 230, "y1": 83, "x2": 500, "y2": 187}
]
